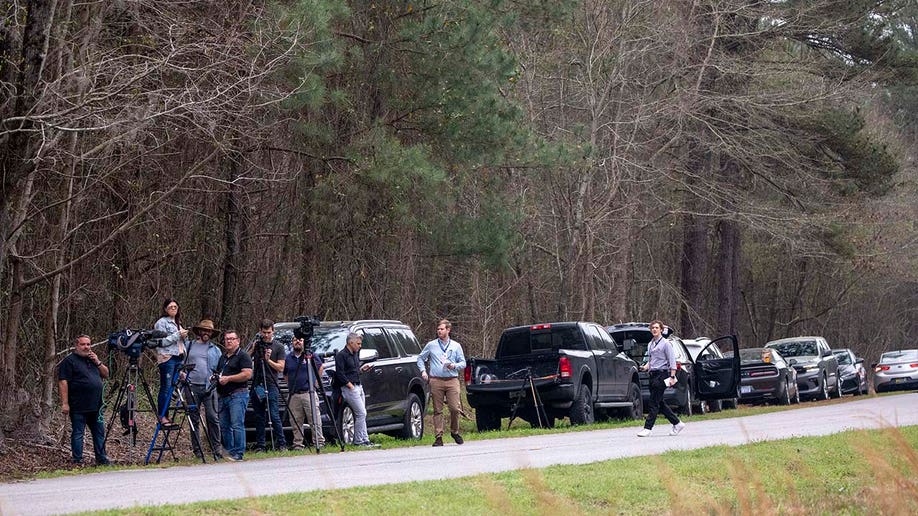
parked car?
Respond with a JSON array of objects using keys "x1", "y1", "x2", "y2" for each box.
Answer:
[
  {"x1": 764, "y1": 336, "x2": 840, "y2": 401},
  {"x1": 465, "y1": 322, "x2": 643, "y2": 431},
  {"x1": 606, "y1": 322, "x2": 740, "y2": 416},
  {"x1": 245, "y1": 320, "x2": 429, "y2": 446},
  {"x1": 683, "y1": 337, "x2": 738, "y2": 410},
  {"x1": 736, "y1": 348, "x2": 800, "y2": 405},
  {"x1": 873, "y1": 349, "x2": 918, "y2": 393},
  {"x1": 832, "y1": 348, "x2": 869, "y2": 395}
]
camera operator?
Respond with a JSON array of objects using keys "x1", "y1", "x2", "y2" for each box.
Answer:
[
  {"x1": 184, "y1": 319, "x2": 225, "y2": 459},
  {"x1": 58, "y1": 335, "x2": 110, "y2": 466},
  {"x1": 249, "y1": 319, "x2": 287, "y2": 452},
  {"x1": 284, "y1": 336, "x2": 325, "y2": 450},
  {"x1": 153, "y1": 298, "x2": 189, "y2": 425},
  {"x1": 333, "y1": 333, "x2": 377, "y2": 447},
  {"x1": 216, "y1": 330, "x2": 252, "y2": 461}
]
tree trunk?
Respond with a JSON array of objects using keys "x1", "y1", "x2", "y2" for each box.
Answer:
[
  {"x1": 716, "y1": 220, "x2": 741, "y2": 336},
  {"x1": 220, "y1": 153, "x2": 243, "y2": 327}
]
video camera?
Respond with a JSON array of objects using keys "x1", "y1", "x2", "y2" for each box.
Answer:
[
  {"x1": 108, "y1": 328, "x2": 168, "y2": 359},
  {"x1": 293, "y1": 315, "x2": 321, "y2": 340}
]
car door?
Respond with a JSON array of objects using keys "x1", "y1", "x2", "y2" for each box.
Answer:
[
  {"x1": 692, "y1": 335, "x2": 740, "y2": 401},
  {"x1": 357, "y1": 327, "x2": 400, "y2": 427},
  {"x1": 582, "y1": 324, "x2": 615, "y2": 400},
  {"x1": 598, "y1": 326, "x2": 632, "y2": 398},
  {"x1": 383, "y1": 326, "x2": 426, "y2": 409}
]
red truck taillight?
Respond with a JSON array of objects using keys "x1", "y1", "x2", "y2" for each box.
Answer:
[
  {"x1": 559, "y1": 356, "x2": 572, "y2": 378},
  {"x1": 464, "y1": 365, "x2": 472, "y2": 384}
]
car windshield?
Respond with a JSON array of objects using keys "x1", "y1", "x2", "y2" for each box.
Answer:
[
  {"x1": 767, "y1": 340, "x2": 817, "y2": 357},
  {"x1": 739, "y1": 348, "x2": 771, "y2": 365},
  {"x1": 880, "y1": 349, "x2": 918, "y2": 363},
  {"x1": 275, "y1": 327, "x2": 349, "y2": 356},
  {"x1": 833, "y1": 351, "x2": 852, "y2": 365}
]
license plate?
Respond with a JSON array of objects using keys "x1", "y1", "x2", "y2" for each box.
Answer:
[
  {"x1": 741, "y1": 385, "x2": 753, "y2": 394},
  {"x1": 894, "y1": 378, "x2": 908, "y2": 384}
]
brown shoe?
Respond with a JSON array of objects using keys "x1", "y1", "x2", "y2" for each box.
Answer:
[{"x1": 432, "y1": 436, "x2": 443, "y2": 447}]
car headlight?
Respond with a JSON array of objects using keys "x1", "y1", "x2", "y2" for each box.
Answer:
[{"x1": 803, "y1": 364, "x2": 819, "y2": 371}]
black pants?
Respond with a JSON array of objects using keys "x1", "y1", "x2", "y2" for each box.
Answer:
[{"x1": 644, "y1": 370, "x2": 680, "y2": 430}]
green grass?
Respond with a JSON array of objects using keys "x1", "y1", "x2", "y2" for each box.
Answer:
[{"x1": 86, "y1": 425, "x2": 918, "y2": 515}]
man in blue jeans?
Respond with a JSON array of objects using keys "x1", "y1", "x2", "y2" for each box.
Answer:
[
  {"x1": 334, "y1": 332, "x2": 378, "y2": 447},
  {"x1": 58, "y1": 335, "x2": 110, "y2": 466},
  {"x1": 249, "y1": 319, "x2": 287, "y2": 451},
  {"x1": 216, "y1": 330, "x2": 253, "y2": 461}
]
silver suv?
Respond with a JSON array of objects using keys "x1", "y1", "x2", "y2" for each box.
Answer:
[{"x1": 765, "y1": 336, "x2": 840, "y2": 401}]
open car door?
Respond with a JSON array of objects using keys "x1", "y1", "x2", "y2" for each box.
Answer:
[{"x1": 692, "y1": 335, "x2": 740, "y2": 401}]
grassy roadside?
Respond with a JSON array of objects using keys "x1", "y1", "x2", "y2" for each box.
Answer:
[
  {"x1": 26, "y1": 392, "x2": 896, "y2": 481},
  {"x1": 87, "y1": 424, "x2": 918, "y2": 515}
]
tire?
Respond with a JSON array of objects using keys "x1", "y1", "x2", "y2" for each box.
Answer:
[
  {"x1": 814, "y1": 374, "x2": 829, "y2": 401},
  {"x1": 779, "y1": 379, "x2": 792, "y2": 405},
  {"x1": 338, "y1": 404, "x2": 356, "y2": 444},
  {"x1": 569, "y1": 384, "x2": 594, "y2": 425},
  {"x1": 679, "y1": 388, "x2": 693, "y2": 416},
  {"x1": 397, "y1": 393, "x2": 424, "y2": 440},
  {"x1": 829, "y1": 374, "x2": 842, "y2": 399},
  {"x1": 723, "y1": 397, "x2": 739, "y2": 410},
  {"x1": 618, "y1": 382, "x2": 644, "y2": 420},
  {"x1": 710, "y1": 399, "x2": 723, "y2": 412},
  {"x1": 860, "y1": 379, "x2": 869, "y2": 396},
  {"x1": 695, "y1": 399, "x2": 710, "y2": 415},
  {"x1": 475, "y1": 407, "x2": 501, "y2": 432},
  {"x1": 792, "y1": 383, "x2": 801, "y2": 404}
]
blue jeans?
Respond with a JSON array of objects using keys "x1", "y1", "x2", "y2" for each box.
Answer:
[
  {"x1": 70, "y1": 410, "x2": 108, "y2": 464},
  {"x1": 157, "y1": 356, "x2": 183, "y2": 419},
  {"x1": 252, "y1": 383, "x2": 286, "y2": 449},
  {"x1": 219, "y1": 391, "x2": 249, "y2": 459}
]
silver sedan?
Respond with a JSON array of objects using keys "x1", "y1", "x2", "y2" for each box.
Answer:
[{"x1": 873, "y1": 349, "x2": 918, "y2": 393}]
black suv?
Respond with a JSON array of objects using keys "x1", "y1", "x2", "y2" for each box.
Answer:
[
  {"x1": 606, "y1": 322, "x2": 740, "y2": 416},
  {"x1": 246, "y1": 320, "x2": 429, "y2": 446}
]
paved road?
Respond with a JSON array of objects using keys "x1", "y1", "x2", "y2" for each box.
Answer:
[{"x1": 1, "y1": 393, "x2": 916, "y2": 515}]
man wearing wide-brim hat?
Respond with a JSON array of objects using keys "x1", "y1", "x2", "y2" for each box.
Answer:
[{"x1": 186, "y1": 319, "x2": 226, "y2": 460}]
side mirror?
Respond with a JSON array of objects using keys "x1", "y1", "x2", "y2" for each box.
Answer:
[
  {"x1": 822, "y1": 349, "x2": 832, "y2": 357},
  {"x1": 855, "y1": 357, "x2": 864, "y2": 364},
  {"x1": 623, "y1": 338, "x2": 636, "y2": 352},
  {"x1": 788, "y1": 358, "x2": 798, "y2": 365},
  {"x1": 359, "y1": 348, "x2": 380, "y2": 362}
]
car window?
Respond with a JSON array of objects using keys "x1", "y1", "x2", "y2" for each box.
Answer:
[
  {"x1": 833, "y1": 351, "x2": 852, "y2": 365},
  {"x1": 583, "y1": 325, "x2": 610, "y2": 351},
  {"x1": 359, "y1": 327, "x2": 393, "y2": 359},
  {"x1": 497, "y1": 326, "x2": 586, "y2": 357},
  {"x1": 767, "y1": 340, "x2": 817, "y2": 357},
  {"x1": 880, "y1": 350, "x2": 918, "y2": 362},
  {"x1": 305, "y1": 327, "x2": 349, "y2": 355},
  {"x1": 608, "y1": 329, "x2": 653, "y2": 362},
  {"x1": 387, "y1": 328, "x2": 421, "y2": 355}
]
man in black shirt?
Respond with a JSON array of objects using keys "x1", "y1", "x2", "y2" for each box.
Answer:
[
  {"x1": 58, "y1": 335, "x2": 110, "y2": 466},
  {"x1": 216, "y1": 330, "x2": 253, "y2": 461},
  {"x1": 334, "y1": 332, "x2": 376, "y2": 447},
  {"x1": 249, "y1": 319, "x2": 286, "y2": 451}
]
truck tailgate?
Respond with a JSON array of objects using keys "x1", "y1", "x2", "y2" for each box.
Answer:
[{"x1": 468, "y1": 353, "x2": 560, "y2": 392}]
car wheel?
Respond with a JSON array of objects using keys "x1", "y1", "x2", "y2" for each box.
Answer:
[
  {"x1": 779, "y1": 379, "x2": 792, "y2": 405},
  {"x1": 793, "y1": 383, "x2": 801, "y2": 404},
  {"x1": 829, "y1": 374, "x2": 842, "y2": 399},
  {"x1": 397, "y1": 393, "x2": 424, "y2": 440},
  {"x1": 710, "y1": 399, "x2": 723, "y2": 412},
  {"x1": 619, "y1": 382, "x2": 644, "y2": 420},
  {"x1": 338, "y1": 404, "x2": 356, "y2": 444},
  {"x1": 475, "y1": 407, "x2": 501, "y2": 432},
  {"x1": 723, "y1": 397, "x2": 739, "y2": 410},
  {"x1": 815, "y1": 374, "x2": 829, "y2": 401},
  {"x1": 679, "y1": 388, "x2": 693, "y2": 416},
  {"x1": 569, "y1": 384, "x2": 594, "y2": 425},
  {"x1": 860, "y1": 379, "x2": 869, "y2": 395},
  {"x1": 696, "y1": 399, "x2": 709, "y2": 415}
]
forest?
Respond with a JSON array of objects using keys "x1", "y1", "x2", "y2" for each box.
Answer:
[{"x1": 1, "y1": 0, "x2": 916, "y2": 447}]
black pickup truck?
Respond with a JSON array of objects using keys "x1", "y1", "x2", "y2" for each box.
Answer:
[{"x1": 464, "y1": 322, "x2": 643, "y2": 431}]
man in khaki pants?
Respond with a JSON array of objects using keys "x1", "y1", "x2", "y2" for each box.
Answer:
[{"x1": 417, "y1": 319, "x2": 467, "y2": 446}]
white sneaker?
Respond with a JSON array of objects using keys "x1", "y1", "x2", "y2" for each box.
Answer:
[
  {"x1": 637, "y1": 428, "x2": 652, "y2": 437},
  {"x1": 670, "y1": 422, "x2": 686, "y2": 436}
]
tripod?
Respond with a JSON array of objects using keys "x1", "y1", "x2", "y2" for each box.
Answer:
[
  {"x1": 104, "y1": 354, "x2": 158, "y2": 462},
  {"x1": 506, "y1": 367, "x2": 549, "y2": 430},
  {"x1": 284, "y1": 349, "x2": 345, "y2": 453},
  {"x1": 145, "y1": 363, "x2": 216, "y2": 464},
  {"x1": 251, "y1": 339, "x2": 282, "y2": 450}
]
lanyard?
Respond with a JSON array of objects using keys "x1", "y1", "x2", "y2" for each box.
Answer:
[{"x1": 438, "y1": 339, "x2": 450, "y2": 355}]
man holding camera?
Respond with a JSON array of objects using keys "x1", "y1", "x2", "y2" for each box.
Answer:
[
  {"x1": 216, "y1": 329, "x2": 252, "y2": 461},
  {"x1": 58, "y1": 335, "x2": 111, "y2": 466},
  {"x1": 284, "y1": 336, "x2": 326, "y2": 450},
  {"x1": 250, "y1": 319, "x2": 287, "y2": 452},
  {"x1": 184, "y1": 319, "x2": 225, "y2": 459}
]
